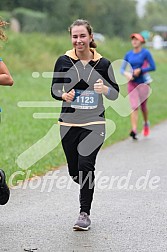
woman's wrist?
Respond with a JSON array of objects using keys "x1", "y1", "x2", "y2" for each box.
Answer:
[
  {"x1": 102, "y1": 85, "x2": 110, "y2": 95},
  {"x1": 62, "y1": 92, "x2": 67, "y2": 101},
  {"x1": 123, "y1": 71, "x2": 128, "y2": 76}
]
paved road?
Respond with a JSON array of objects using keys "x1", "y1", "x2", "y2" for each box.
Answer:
[{"x1": 1, "y1": 121, "x2": 167, "y2": 252}]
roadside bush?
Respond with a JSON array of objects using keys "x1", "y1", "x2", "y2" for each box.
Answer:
[
  {"x1": 0, "y1": 11, "x2": 11, "y2": 22},
  {"x1": 12, "y1": 7, "x2": 48, "y2": 33}
]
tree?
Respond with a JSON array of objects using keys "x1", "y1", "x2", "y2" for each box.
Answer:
[
  {"x1": 84, "y1": 0, "x2": 140, "y2": 37},
  {"x1": 0, "y1": 0, "x2": 141, "y2": 38},
  {"x1": 142, "y1": 0, "x2": 167, "y2": 30}
]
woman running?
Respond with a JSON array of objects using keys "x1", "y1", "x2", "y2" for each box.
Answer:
[
  {"x1": 121, "y1": 33, "x2": 156, "y2": 140},
  {"x1": 0, "y1": 19, "x2": 14, "y2": 205},
  {"x1": 51, "y1": 19, "x2": 119, "y2": 230}
]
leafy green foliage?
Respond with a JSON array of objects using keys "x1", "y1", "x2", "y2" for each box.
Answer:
[
  {"x1": 141, "y1": 0, "x2": 167, "y2": 30},
  {"x1": 0, "y1": 0, "x2": 140, "y2": 37},
  {"x1": 12, "y1": 8, "x2": 48, "y2": 33}
]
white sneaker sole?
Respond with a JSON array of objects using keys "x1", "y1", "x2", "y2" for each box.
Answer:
[{"x1": 73, "y1": 225, "x2": 90, "y2": 231}]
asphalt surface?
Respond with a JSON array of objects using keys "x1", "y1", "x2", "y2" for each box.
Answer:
[{"x1": 1, "y1": 121, "x2": 167, "y2": 252}]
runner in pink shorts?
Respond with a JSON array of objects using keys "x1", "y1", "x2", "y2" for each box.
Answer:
[{"x1": 121, "y1": 33, "x2": 156, "y2": 139}]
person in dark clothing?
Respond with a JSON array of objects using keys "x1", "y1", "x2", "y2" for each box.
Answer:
[
  {"x1": 51, "y1": 19, "x2": 119, "y2": 230},
  {"x1": 0, "y1": 19, "x2": 14, "y2": 205},
  {"x1": 0, "y1": 170, "x2": 10, "y2": 205}
]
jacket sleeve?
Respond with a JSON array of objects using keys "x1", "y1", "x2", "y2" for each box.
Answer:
[
  {"x1": 103, "y1": 60, "x2": 119, "y2": 100},
  {"x1": 51, "y1": 56, "x2": 65, "y2": 101}
]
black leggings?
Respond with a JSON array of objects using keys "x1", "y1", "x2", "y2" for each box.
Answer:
[{"x1": 60, "y1": 124, "x2": 105, "y2": 215}]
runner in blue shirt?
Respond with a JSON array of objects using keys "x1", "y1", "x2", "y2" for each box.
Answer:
[{"x1": 121, "y1": 33, "x2": 156, "y2": 139}]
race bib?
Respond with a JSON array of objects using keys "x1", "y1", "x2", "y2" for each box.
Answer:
[
  {"x1": 143, "y1": 73, "x2": 153, "y2": 84},
  {"x1": 71, "y1": 89, "x2": 99, "y2": 109}
]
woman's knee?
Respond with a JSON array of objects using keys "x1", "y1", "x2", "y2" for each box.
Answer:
[
  {"x1": 141, "y1": 102, "x2": 147, "y2": 112},
  {"x1": 78, "y1": 154, "x2": 96, "y2": 172}
]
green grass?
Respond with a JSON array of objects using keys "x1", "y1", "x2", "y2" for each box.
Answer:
[{"x1": 0, "y1": 32, "x2": 167, "y2": 185}]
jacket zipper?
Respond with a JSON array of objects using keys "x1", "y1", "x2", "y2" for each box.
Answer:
[{"x1": 69, "y1": 58, "x2": 100, "y2": 83}]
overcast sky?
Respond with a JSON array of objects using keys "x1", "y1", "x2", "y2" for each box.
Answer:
[{"x1": 136, "y1": 0, "x2": 149, "y2": 17}]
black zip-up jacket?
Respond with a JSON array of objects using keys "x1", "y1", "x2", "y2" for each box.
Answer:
[{"x1": 51, "y1": 48, "x2": 119, "y2": 126}]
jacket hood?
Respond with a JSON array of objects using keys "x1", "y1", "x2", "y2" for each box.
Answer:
[{"x1": 65, "y1": 48, "x2": 102, "y2": 61}]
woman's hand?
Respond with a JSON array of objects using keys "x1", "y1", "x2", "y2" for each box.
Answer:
[
  {"x1": 133, "y1": 68, "x2": 141, "y2": 77},
  {"x1": 94, "y1": 79, "x2": 108, "y2": 94},
  {"x1": 124, "y1": 71, "x2": 133, "y2": 81},
  {"x1": 62, "y1": 89, "x2": 75, "y2": 102}
]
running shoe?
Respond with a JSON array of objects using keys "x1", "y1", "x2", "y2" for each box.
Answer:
[
  {"x1": 142, "y1": 122, "x2": 150, "y2": 137},
  {"x1": 0, "y1": 169, "x2": 10, "y2": 205},
  {"x1": 130, "y1": 130, "x2": 138, "y2": 140},
  {"x1": 73, "y1": 212, "x2": 91, "y2": 231}
]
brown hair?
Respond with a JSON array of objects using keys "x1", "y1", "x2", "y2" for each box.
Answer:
[
  {"x1": 0, "y1": 19, "x2": 9, "y2": 41},
  {"x1": 69, "y1": 19, "x2": 97, "y2": 48}
]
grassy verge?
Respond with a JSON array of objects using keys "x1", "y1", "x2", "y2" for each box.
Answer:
[{"x1": 0, "y1": 32, "x2": 166, "y2": 185}]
